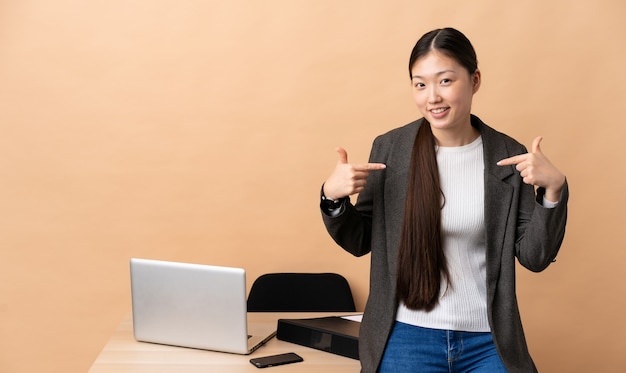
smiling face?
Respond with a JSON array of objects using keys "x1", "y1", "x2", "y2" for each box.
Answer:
[{"x1": 410, "y1": 50, "x2": 481, "y2": 145}]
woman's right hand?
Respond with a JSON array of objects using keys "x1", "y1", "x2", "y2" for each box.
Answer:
[{"x1": 323, "y1": 147, "x2": 386, "y2": 200}]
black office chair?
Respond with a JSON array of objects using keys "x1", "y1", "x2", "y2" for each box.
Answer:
[{"x1": 247, "y1": 273, "x2": 356, "y2": 312}]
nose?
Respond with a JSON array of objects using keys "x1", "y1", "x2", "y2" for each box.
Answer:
[{"x1": 427, "y1": 86, "x2": 441, "y2": 103}]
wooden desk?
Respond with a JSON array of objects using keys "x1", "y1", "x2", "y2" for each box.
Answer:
[{"x1": 89, "y1": 312, "x2": 361, "y2": 372}]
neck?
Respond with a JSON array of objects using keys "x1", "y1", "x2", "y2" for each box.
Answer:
[{"x1": 432, "y1": 123, "x2": 479, "y2": 147}]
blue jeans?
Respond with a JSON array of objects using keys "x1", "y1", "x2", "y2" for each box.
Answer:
[{"x1": 379, "y1": 322, "x2": 508, "y2": 372}]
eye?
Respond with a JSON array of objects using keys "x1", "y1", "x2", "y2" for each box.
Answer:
[
  {"x1": 413, "y1": 82, "x2": 425, "y2": 89},
  {"x1": 440, "y1": 78, "x2": 452, "y2": 85}
]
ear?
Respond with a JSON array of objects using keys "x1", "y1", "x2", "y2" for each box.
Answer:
[{"x1": 472, "y1": 69, "x2": 481, "y2": 93}]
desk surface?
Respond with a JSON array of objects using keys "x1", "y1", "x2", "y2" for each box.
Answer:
[{"x1": 89, "y1": 312, "x2": 361, "y2": 373}]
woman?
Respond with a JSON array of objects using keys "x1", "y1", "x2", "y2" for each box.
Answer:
[{"x1": 320, "y1": 28, "x2": 568, "y2": 372}]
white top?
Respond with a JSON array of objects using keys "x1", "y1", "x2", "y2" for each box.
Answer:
[{"x1": 396, "y1": 136, "x2": 491, "y2": 332}]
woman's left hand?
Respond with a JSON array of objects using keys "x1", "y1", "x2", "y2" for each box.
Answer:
[{"x1": 497, "y1": 136, "x2": 566, "y2": 203}]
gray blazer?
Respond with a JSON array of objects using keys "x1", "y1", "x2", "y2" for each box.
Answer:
[{"x1": 322, "y1": 115, "x2": 568, "y2": 373}]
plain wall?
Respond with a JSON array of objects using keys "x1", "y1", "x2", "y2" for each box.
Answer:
[{"x1": 1, "y1": 0, "x2": 625, "y2": 372}]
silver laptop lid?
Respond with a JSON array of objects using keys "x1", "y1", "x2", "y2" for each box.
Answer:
[{"x1": 130, "y1": 258, "x2": 251, "y2": 354}]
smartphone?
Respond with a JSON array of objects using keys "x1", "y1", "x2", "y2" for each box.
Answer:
[{"x1": 250, "y1": 352, "x2": 304, "y2": 368}]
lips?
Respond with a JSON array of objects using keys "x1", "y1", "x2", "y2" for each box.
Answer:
[
  {"x1": 430, "y1": 107, "x2": 449, "y2": 114},
  {"x1": 429, "y1": 107, "x2": 450, "y2": 120}
]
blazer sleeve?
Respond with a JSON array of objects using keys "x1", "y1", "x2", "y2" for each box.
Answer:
[{"x1": 515, "y1": 179, "x2": 569, "y2": 272}]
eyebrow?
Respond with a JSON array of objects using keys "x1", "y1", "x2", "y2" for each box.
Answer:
[{"x1": 411, "y1": 69, "x2": 456, "y2": 80}]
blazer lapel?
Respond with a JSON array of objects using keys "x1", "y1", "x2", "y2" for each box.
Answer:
[
  {"x1": 476, "y1": 119, "x2": 515, "y2": 292},
  {"x1": 384, "y1": 120, "x2": 420, "y2": 275}
]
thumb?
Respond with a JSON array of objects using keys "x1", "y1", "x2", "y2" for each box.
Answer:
[
  {"x1": 532, "y1": 136, "x2": 543, "y2": 154},
  {"x1": 336, "y1": 147, "x2": 348, "y2": 164}
]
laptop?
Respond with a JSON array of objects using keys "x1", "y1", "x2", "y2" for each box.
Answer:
[{"x1": 130, "y1": 258, "x2": 276, "y2": 354}]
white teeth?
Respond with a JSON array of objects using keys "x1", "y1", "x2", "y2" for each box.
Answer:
[{"x1": 431, "y1": 108, "x2": 447, "y2": 114}]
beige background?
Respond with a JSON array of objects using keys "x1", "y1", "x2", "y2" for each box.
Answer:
[{"x1": 1, "y1": 0, "x2": 624, "y2": 372}]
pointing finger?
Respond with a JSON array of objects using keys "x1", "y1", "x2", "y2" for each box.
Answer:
[
  {"x1": 497, "y1": 154, "x2": 526, "y2": 166},
  {"x1": 336, "y1": 147, "x2": 348, "y2": 164},
  {"x1": 362, "y1": 163, "x2": 386, "y2": 171}
]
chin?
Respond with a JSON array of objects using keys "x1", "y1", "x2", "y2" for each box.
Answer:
[{"x1": 427, "y1": 118, "x2": 453, "y2": 129}]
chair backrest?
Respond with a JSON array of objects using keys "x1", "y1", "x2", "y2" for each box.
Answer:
[{"x1": 247, "y1": 273, "x2": 356, "y2": 312}]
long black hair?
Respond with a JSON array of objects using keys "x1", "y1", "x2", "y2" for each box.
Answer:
[{"x1": 396, "y1": 28, "x2": 478, "y2": 311}]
